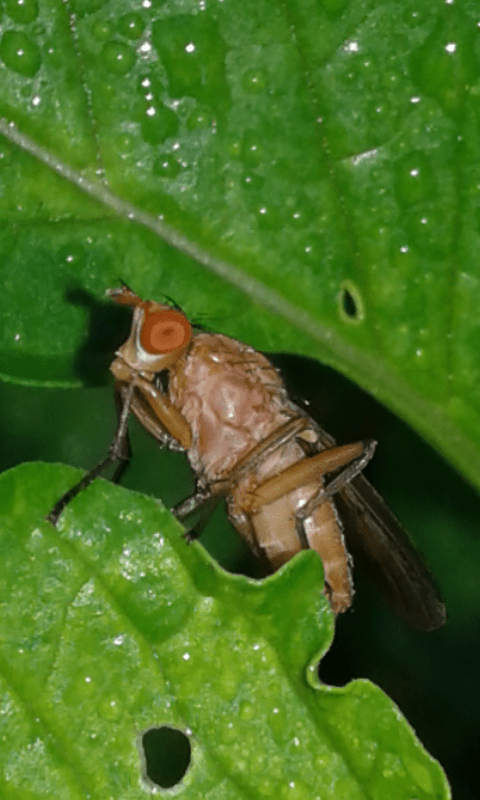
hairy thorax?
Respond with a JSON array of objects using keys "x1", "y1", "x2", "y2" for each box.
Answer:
[{"x1": 169, "y1": 332, "x2": 295, "y2": 482}]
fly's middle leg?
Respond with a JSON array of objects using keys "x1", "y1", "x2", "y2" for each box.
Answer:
[{"x1": 173, "y1": 484, "x2": 227, "y2": 542}]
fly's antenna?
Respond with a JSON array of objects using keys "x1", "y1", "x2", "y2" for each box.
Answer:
[
  {"x1": 190, "y1": 313, "x2": 220, "y2": 333},
  {"x1": 115, "y1": 277, "x2": 134, "y2": 292},
  {"x1": 191, "y1": 321, "x2": 210, "y2": 332},
  {"x1": 161, "y1": 294, "x2": 184, "y2": 312}
]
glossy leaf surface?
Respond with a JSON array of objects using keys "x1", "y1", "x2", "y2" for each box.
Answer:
[
  {"x1": 0, "y1": 463, "x2": 450, "y2": 799},
  {"x1": 0, "y1": 0, "x2": 479, "y2": 493}
]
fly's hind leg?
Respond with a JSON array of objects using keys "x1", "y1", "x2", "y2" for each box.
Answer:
[
  {"x1": 293, "y1": 438, "x2": 377, "y2": 529},
  {"x1": 291, "y1": 440, "x2": 376, "y2": 614},
  {"x1": 246, "y1": 439, "x2": 376, "y2": 615},
  {"x1": 250, "y1": 439, "x2": 376, "y2": 514}
]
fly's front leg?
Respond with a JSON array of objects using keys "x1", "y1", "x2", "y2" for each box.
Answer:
[
  {"x1": 111, "y1": 357, "x2": 192, "y2": 450},
  {"x1": 110, "y1": 384, "x2": 133, "y2": 485},
  {"x1": 46, "y1": 382, "x2": 135, "y2": 526}
]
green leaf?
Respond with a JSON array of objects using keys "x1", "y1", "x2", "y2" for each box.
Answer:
[
  {"x1": 0, "y1": 0, "x2": 479, "y2": 494},
  {"x1": 0, "y1": 463, "x2": 450, "y2": 799}
]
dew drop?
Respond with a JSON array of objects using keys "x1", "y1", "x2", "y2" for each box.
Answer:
[
  {"x1": 153, "y1": 153, "x2": 181, "y2": 178},
  {"x1": 6, "y1": 0, "x2": 39, "y2": 24},
  {"x1": 152, "y1": 13, "x2": 229, "y2": 111},
  {"x1": 186, "y1": 107, "x2": 212, "y2": 130},
  {"x1": 139, "y1": 40, "x2": 152, "y2": 56},
  {"x1": 0, "y1": 30, "x2": 41, "y2": 77},
  {"x1": 242, "y1": 68, "x2": 267, "y2": 92},
  {"x1": 394, "y1": 151, "x2": 434, "y2": 207},
  {"x1": 101, "y1": 40, "x2": 135, "y2": 75},
  {"x1": 344, "y1": 40, "x2": 360, "y2": 53},
  {"x1": 141, "y1": 104, "x2": 178, "y2": 145},
  {"x1": 57, "y1": 243, "x2": 87, "y2": 267},
  {"x1": 242, "y1": 130, "x2": 265, "y2": 165},
  {"x1": 118, "y1": 12, "x2": 144, "y2": 40},
  {"x1": 92, "y1": 20, "x2": 113, "y2": 42},
  {"x1": 409, "y1": 5, "x2": 478, "y2": 116},
  {"x1": 257, "y1": 204, "x2": 281, "y2": 230}
]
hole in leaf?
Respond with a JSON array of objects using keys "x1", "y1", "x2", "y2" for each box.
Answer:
[
  {"x1": 141, "y1": 726, "x2": 191, "y2": 788},
  {"x1": 342, "y1": 288, "x2": 357, "y2": 318},
  {"x1": 338, "y1": 280, "x2": 364, "y2": 323}
]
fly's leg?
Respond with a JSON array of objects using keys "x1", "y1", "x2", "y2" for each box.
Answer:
[
  {"x1": 249, "y1": 440, "x2": 376, "y2": 511},
  {"x1": 111, "y1": 358, "x2": 192, "y2": 450},
  {"x1": 173, "y1": 484, "x2": 227, "y2": 543},
  {"x1": 246, "y1": 438, "x2": 376, "y2": 547},
  {"x1": 289, "y1": 440, "x2": 376, "y2": 614},
  {"x1": 245, "y1": 438, "x2": 376, "y2": 557},
  {"x1": 293, "y1": 439, "x2": 377, "y2": 538},
  {"x1": 110, "y1": 385, "x2": 133, "y2": 485},
  {"x1": 324, "y1": 439, "x2": 377, "y2": 495},
  {"x1": 46, "y1": 382, "x2": 135, "y2": 526},
  {"x1": 230, "y1": 417, "x2": 309, "y2": 483}
]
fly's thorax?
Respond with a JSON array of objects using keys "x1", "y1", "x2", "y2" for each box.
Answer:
[{"x1": 168, "y1": 332, "x2": 293, "y2": 482}]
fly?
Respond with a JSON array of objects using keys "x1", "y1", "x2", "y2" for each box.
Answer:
[{"x1": 47, "y1": 285, "x2": 446, "y2": 631}]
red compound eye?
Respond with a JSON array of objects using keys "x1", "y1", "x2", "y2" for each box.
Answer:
[{"x1": 140, "y1": 308, "x2": 191, "y2": 354}]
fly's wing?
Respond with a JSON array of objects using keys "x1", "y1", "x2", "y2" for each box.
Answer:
[
  {"x1": 336, "y1": 475, "x2": 446, "y2": 630},
  {"x1": 314, "y1": 426, "x2": 446, "y2": 631}
]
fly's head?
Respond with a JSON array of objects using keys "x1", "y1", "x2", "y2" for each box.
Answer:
[{"x1": 107, "y1": 285, "x2": 193, "y2": 376}]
